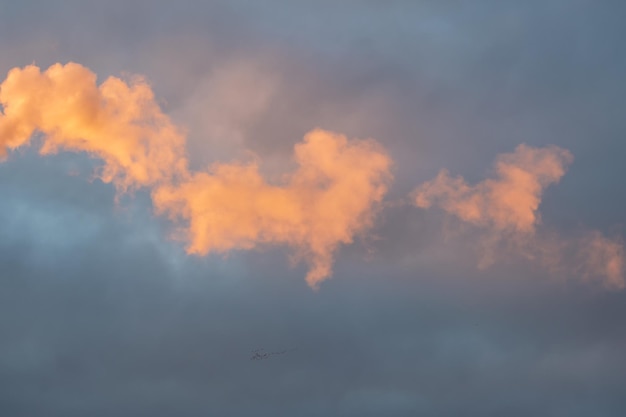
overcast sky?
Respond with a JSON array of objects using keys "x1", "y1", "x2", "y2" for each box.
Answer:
[{"x1": 1, "y1": 1, "x2": 625, "y2": 416}]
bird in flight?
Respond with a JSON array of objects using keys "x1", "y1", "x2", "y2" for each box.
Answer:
[{"x1": 250, "y1": 348, "x2": 296, "y2": 361}]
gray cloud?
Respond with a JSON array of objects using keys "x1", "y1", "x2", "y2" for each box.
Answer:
[{"x1": 1, "y1": 0, "x2": 626, "y2": 416}]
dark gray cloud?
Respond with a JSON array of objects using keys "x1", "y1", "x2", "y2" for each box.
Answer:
[{"x1": 1, "y1": 1, "x2": 626, "y2": 416}]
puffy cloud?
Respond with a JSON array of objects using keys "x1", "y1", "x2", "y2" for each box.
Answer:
[
  {"x1": 153, "y1": 129, "x2": 392, "y2": 289},
  {"x1": 413, "y1": 145, "x2": 624, "y2": 289},
  {"x1": 414, "y1": 144, "x2": 573, "y2": 233},
  {"x1": 0, "y1": 63, "x2": 392, "y2": 288},
  {"x1": 0, "y1": 63, "x2": 188, "y2": 190}
]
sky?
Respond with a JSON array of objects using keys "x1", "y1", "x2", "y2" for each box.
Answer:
[{"x1": 1, "y1": 1, "x2": 625, "y2": 416}]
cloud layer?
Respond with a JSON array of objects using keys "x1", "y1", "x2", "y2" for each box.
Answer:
[
  {"x1": 0, "y1": 62, "x2": 622, "y2": 290},
  {"x1": 2, "y1": 2, "x2": 626, "y2": 416}
]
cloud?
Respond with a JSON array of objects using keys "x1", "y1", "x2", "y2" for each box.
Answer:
[
  {"x1": 153, "y1": 129, "x2": 392, "y2": 289},
  {"x1": 173, "y1": 57, "x2": 278, "y2": 163},
  {"x1": 0, "y1": 63, "x2": 392, "y2": 288},
  {"x1": 0, "y1": 62, "x2": 188, "y2": 191},
  {"x1": 413, "y1": 144, "x2": 624, "y2": 289},
  {"x1": 577, "y1": 232, "x2": 625, "y2": 289},
  {"x1": 414, "y1": 144, "x2": 573, "y2": 234}
]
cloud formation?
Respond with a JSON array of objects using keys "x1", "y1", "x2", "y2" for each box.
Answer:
[
  {"x1": 0, "y1": 62, "x2": 621, "y2": 290},
  {"x1": 414, "y1": 144, "x2": 573, "y2": 234},
  {"x1": 578, "y1": 232, "x2": 625, "y2": 289},
  {"x1": 413, "y1": 145, "x2": 625, "y2": 289},
  {"x1": 0, "y1": 63, "x2": 392, "y2": 288},
  {"x1": 0, "y1": 63, "x2": 188, "y2": 190},
  {"x1": 153, "y1": 129, "x2": 391, "y2": 288}
]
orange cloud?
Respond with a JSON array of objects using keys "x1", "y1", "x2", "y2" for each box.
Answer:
[
  {"x1": 153, "y1": 129, "x2": 392, "y2": 289},
  {"x1": 577, "y1": 232, "x2": 625, "y2": 290},
  {"x1": 0, "y1": 63, "x2": 392, "y2": 288},
  {"x1": 413, "y1": 145, "x2": 624, "y2": 289},
  {"x1": 414, "y1": 144, "x2": 573, "y2": 233},
  {"x1": 0, "y1": 63, "x2": 187, "y2": 190}
]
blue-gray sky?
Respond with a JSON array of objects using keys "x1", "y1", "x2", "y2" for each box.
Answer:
[{"x1": 1, "y1": 1, "x2": 625, "y2": 416}]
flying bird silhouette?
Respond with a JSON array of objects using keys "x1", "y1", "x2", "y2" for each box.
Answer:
[{"x1": 250, "y1": 348, "x2": 296, "y2": 361}]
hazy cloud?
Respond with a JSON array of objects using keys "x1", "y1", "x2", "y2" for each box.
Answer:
[{"x1": 413, "y1": 144, "x2": 624, "y2": 289}]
